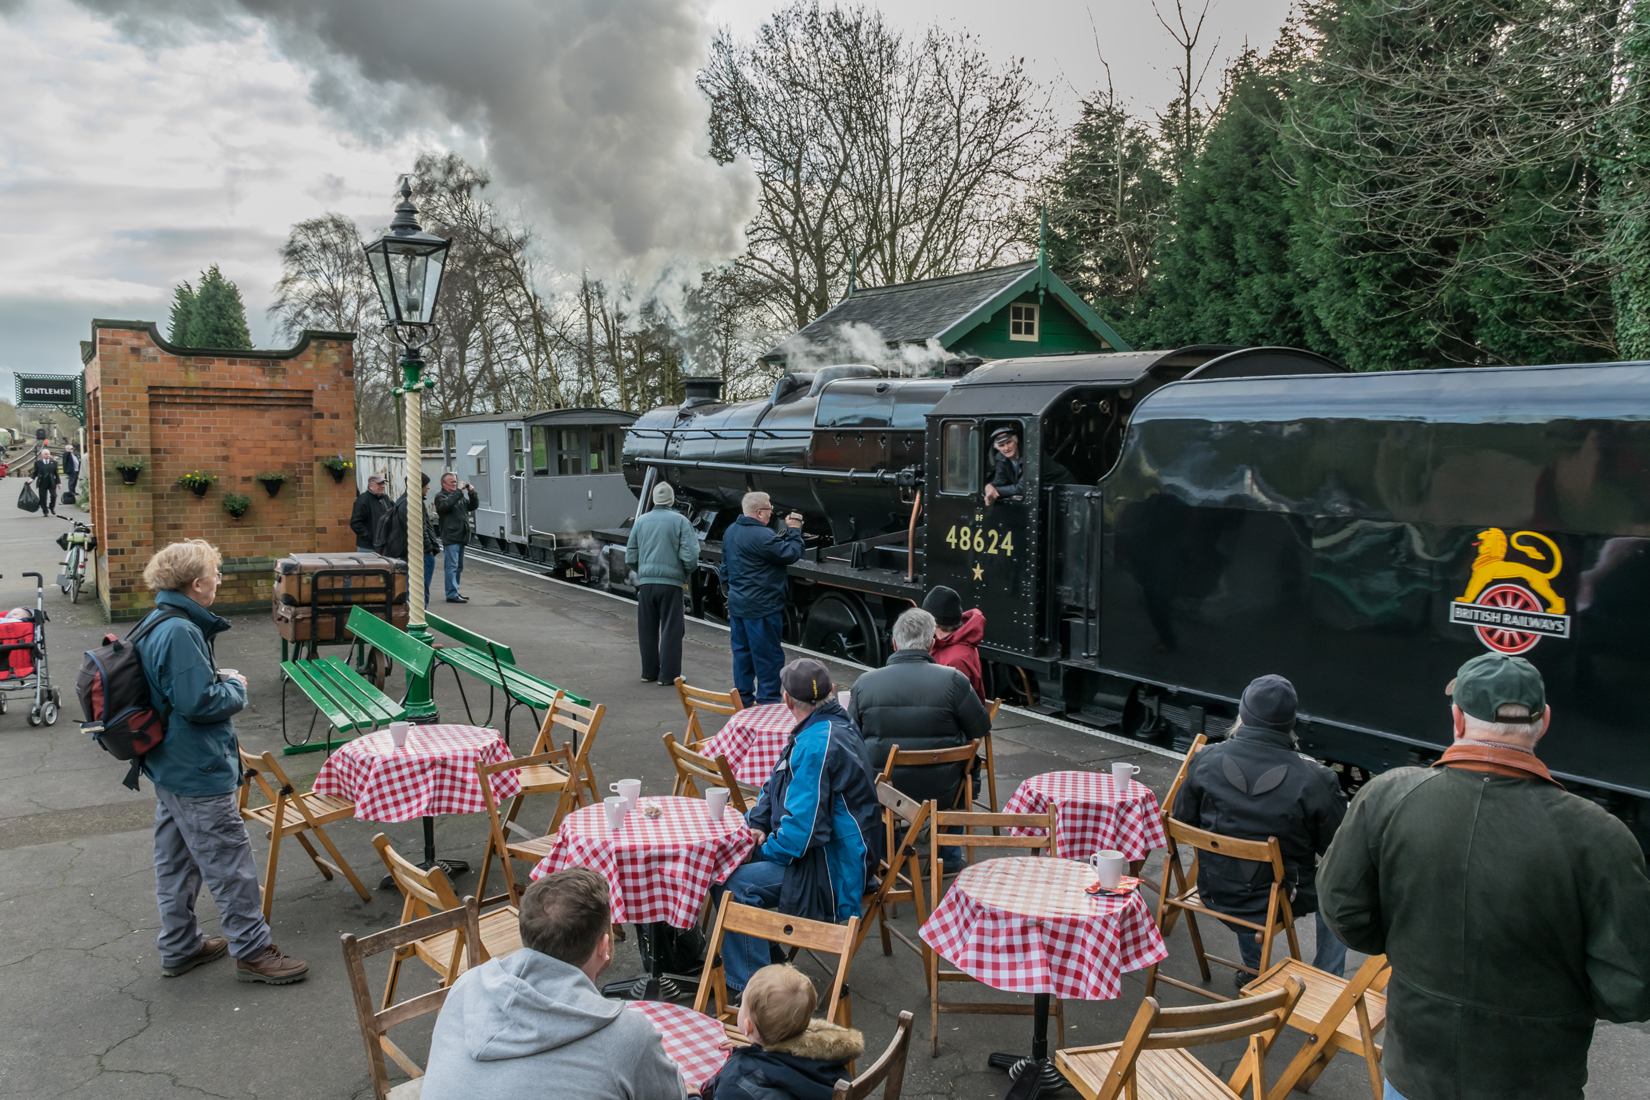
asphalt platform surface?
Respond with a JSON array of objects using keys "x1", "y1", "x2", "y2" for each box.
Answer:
[{"x1": 3, "y1": 504, "x2": 1646, "y2": 1099}]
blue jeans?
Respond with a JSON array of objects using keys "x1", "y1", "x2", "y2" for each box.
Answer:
[
  {"x1": 423, "y1": 554, "x2": 437, "y2": 609},
  {"x1": 1237, "y1": 909, "x2": 1347, "y2": 977},
  {"x1": 730, "y1": 613, "x2": 785, "y2": 705},
  {"x1": 710, "y1": 860, "x2": 786, "y2": 991},
  {"x1": 153, "y1": 787, "x2": 271, "y2": 965},
  {"x1": 443, "y1": 542, "x2": 465, "y2": 598},
  {"x1": 1383, "y1": 1083, "x2": 1407, "y2": 1100}
]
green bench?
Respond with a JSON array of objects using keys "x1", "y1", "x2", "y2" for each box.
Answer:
[
  {"x1": 426, "y1": 612, "x2": 587, "y2": 747},
  {"x1": 279, "y1": 607, "x2": 435, "y2": 756}
]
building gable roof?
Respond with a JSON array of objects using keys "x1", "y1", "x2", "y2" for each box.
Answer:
[{"x1": 760, "y1": 259, "x2": 1130, "y2": 363}]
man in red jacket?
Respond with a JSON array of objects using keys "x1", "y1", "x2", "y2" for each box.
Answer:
[{"x1": 922, "y1": 586, "x2": 986, "y2": 702}]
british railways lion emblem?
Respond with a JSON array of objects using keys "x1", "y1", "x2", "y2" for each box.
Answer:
[{"x1": 1448, "y1": 528, "x2": 1570, "y2": 655}]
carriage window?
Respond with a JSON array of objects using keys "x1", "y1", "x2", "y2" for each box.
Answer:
[
  {"x1": 608, "y1": 429, "x2": 620, "y2": 470},
  {"x1": 469, "y1": 442, "x2": 488, "y2": 477},
  {"x1": 508, "y1": 428, "x2": 524, "y2": 474},
  {"x1": 530, "y1": 426, "x2": 550, "y2": 475},
  {"x1": 588, "y1": 429, "x2": 607, "y2": 473},
  {"x1": 557, "y1": 428, "x2": 585, "y2": 475},
  {"x1": 940, "y1": 420, "x2": 980, "y2": 495}
]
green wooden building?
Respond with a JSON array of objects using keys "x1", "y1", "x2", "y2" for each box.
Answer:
[{"x1": 759, "y1": 251, "x2": 1131, "y2": 368}]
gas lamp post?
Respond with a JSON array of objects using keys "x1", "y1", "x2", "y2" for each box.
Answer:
[{"x1": 363, "y1": 177, "x2": 450, "y2": 722}]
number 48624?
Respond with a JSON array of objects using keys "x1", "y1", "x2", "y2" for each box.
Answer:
[{"x1": 945, "y1": 525, "x2": 1013, "y2": 556}]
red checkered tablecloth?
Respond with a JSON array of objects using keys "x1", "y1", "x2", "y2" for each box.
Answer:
[
  {"x1": 530, "y1": 795, "x2": 757, "y2": 927},
  {"x1": 628, "y1": 1000, "x2": 730, "y2": 1095},
  {"x1": 1004, "y1": 771, "x2": 1168, "y2": 861},
  {"x1": 698, "y1": 702, "x2": 793, "y2": 786},
  {"x1": 311, "y1": 724, "x2": 520, "y2": 822},
  {"x1": 919, "y1": 857, "x2": 1167, "y2": 1001}
]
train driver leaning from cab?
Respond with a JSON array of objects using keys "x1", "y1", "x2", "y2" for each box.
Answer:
[{"x1": 982, "y1": 426, "x2": 1023, "y2": 505}]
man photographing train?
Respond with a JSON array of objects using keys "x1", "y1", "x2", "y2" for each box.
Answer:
[{"x1": 719, "y1": 492, "x2": 804, "y2": 705}]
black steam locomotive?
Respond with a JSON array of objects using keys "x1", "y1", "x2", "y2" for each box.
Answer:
[{"x1": 606, "y1": 349, "x2": 1650, "y2": 846}]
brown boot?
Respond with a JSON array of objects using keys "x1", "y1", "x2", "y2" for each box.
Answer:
[
  {"x1": 235, "y1": 943, "x2": 310, "y2": 985},
  {"x1": 161, "y1": 935, "x2": 228, "y2": 977}
]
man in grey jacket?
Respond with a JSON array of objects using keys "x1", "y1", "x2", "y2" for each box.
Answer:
[
  {"x1": 421, "y1": 868, "x2": 686, "y2": 1100},
  {"x1": 625, "y1": 482, "x2": 700, "y2": 686}
]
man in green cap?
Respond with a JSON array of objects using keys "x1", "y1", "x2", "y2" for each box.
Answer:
[{"x1": 1318, "y1": 653, "x2": 1650, "y2": 1100}]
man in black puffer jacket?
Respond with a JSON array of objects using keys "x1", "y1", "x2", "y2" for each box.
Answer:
[{"x1": 1172, "y1": 674, "x2": 1348, "y2": 986}]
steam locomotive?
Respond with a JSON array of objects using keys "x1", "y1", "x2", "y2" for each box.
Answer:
[{"x1": 601, "y1": 348, "x2": 1650, "y2": 844}]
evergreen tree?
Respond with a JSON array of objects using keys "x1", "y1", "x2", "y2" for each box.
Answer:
[
  {"x1": 167, "y1": 281, "x2": 195, "y2": 344},
  {"x1": 181, "y1": 265, "x2": 253, "y2": 349}
]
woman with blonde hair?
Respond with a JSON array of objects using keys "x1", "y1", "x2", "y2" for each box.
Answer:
[{"x1": 134, "y1": 540, "x2": 308, "y2": 985}]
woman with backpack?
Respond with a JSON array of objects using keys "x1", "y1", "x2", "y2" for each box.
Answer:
[{"x1": 133, "y1": 540, "x2": 308, "y2": 985}]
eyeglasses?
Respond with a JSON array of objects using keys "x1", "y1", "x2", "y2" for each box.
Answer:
[{"x1": 756, "y1": 506, "x2": 774, "y2": 515}]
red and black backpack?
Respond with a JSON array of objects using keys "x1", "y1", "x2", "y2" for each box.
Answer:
[{"x1": 77, "y1": 609, "x2": 185, "y2": 790}]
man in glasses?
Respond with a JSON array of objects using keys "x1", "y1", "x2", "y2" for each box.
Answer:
[{"x1": 717, "y1": 492, "x2": 804, "y2": 704}]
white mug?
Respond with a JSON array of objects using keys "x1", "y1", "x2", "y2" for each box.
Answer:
[
  {"x1": 837, "y1": 690, "x2": 851, "y2": 710},
  {"x1": 1111, "y1": 762, "x2": 1141, "y2": 788},
  {"x1": 1090, "y1": 849, "x2": 1127, "y2": 890},
  {"x1": 389, "y1": 720, "x2": 410, "y2": 749},
  {"x1": 705, "y1": 787, "x2": 730, "y2": 822},
  {"x1": 603, "y1": 796, "x2": 628, "y2": 831},
  {"x1": 610, "y1": 778, "x2": 642, "y2": 809},
  {"x1": 217, "y1": 668, "x2": 239, "y2": 683}
]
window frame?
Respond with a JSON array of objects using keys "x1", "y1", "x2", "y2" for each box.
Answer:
[
  {"x1": 1009, "y1": 302, "x2": 1039, "y2": 342},
  {"x1": 939, "y1": 419, "x2": 981, "y2": 496}
]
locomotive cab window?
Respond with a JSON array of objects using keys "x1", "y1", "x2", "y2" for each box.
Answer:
[
  {"x1": 1009, "y1": 303, "x2": 1038, "y2": 342},
  {"x1": 940, "y1": 420, "x2": 980, "y2": 495}
]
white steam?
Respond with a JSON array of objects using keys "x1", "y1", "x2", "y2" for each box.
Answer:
[
  {"x1": 56, "y1": 0, "x2": 758, "y2": 279},
  {"x1": 775, "y1": 322, "x2": 952, "y2": 378}
]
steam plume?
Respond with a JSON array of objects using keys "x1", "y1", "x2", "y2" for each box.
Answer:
[{"x1": 57, "y1": 0, "x2": 757, "y2": 277}]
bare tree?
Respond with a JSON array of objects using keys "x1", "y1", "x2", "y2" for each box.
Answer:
[{"x1": 1153, "y1": 0, "x2": 1220, "y2": 182}]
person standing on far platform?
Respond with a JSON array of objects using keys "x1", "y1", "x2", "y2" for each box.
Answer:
[
  {"x1": 379, "y1": 474, "x2": 441, "y2": 611},
  {"x1": 349, "y1": 474, "x2": 392, "y2": 553},
  {"x1": 718, "y1": 491, "x2": 804, "y2": 705},
  {"x1": 625, "y1": 482, "x2": 700, "y2": 686},
  {"x1": 434, "y1": 471, "x2": 479, "y2": 604},
  {"x1": 60, "y1": 443, "x2": 80, "y2": 505},
  {"x1": 32, "y1": 447, "x2": 60, "y2": 517}
]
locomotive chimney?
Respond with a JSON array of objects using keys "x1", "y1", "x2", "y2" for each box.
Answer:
[{"x1": 680, "y1": 376, "x2": 724, "y2": 407}]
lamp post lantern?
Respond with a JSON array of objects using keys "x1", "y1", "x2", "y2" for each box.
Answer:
[{"x1": 364, "y1": 177, "x2": 450, "y2": 723}]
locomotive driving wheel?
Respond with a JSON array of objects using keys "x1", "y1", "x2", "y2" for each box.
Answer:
[{"x1": 801, "y1": 591, "x2": 882, "y2": 668}]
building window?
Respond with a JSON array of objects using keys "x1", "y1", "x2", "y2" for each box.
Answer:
[
  {"x1": 1009, "y1": 303, "x2": 1039, "y2": 342},
  {"x1": 940, "y1": 420, "x2": 980, "y2": 495}
]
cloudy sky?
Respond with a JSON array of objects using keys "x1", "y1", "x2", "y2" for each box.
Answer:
[{"x1": 0, "y1": 0, "x2": 1292, "y2": 394}]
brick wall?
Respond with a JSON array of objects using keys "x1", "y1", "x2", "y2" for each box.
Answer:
[{"x1": 83, "y1": 320, "x2": 357, "y2": 620}]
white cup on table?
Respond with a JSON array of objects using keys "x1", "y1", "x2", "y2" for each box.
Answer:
[
  {"x1": 1090, "y1": 849, "x2": 1127, "y2": 890},
  {"x1": 603, "y1": 796, "x2": 628, "y2": 831},
  {"x1": 1111, "y1": 762, "x2": 1141, "y2": 788},
  {"x1": 389, "y1": 720, "x2": 410, "y2": 749},
  {"x1": 705, "y1": 787, "x2": 730, "y2": 822},
  {"x1": 610, "y1": 778, "x2": 641, "y2": 810},
  {"x1": 837, "y1": 690, "x2": 851, "y2": 710}
]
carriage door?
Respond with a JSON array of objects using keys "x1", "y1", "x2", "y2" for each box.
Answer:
[{"x1": 507, "y1": 426, "x2": 525, "y2": 539}]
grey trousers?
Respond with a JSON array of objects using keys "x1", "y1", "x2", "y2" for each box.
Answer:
[{"x1": 153, "y1": 786, "x2": 271, "y2": 967}]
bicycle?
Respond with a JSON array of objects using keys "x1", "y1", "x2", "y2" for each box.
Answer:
[{"x1": 55, "y1": 520, "x2": 96, "y2": 604}]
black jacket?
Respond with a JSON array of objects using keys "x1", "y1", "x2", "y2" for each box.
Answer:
[
  {"x1": 1172, "y1": 725, "x2": 1347, "y2": 919},
  {"x1": 701, "y1": 1019, "x2": 865, "y2": 1100},
  {"x1": 718, "y1": 515, "x2": 804, "y2": 618},
  {"x1": 433, "y1": 484, "x2": 479, "y2": 545},
  {"x1": 32, "y1": 458, "x2": 60, "y2": 489},
  {"x1": 349, "y1": 490, "x2": 392, "y2": 547},
  {"x1": 61, "y1": 450, "x2": 79, "y2": 476},
  {"x1": 849, "y1": 649, "x2": 991, "y2": 803},
  {"x1": 379, "y1": 493, "x2": 441, "y2": 560},
  {"x1": 987, "y1": 452, "x2": 1024, "y2": 497}
]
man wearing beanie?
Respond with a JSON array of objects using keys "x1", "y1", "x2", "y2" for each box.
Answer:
[
  {"x1": 1171, "y1": 674, "x2": 1348, "y2": 985},
  {"x1": 625, "y1": 482, "x2": 702, "y2": 685},
  {"x1": 1319, "y1": 655, "x2": 1650, "y2": 1100},
  {"x1": 712, "y1": 658, "x2": 882, "y2": 993},
  {"x1": 923, "y1": 586, "x2": 986, "y2": 702}
]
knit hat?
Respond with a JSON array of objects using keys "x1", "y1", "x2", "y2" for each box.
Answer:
[
  {"x1": 653, "y1": 482, "x2": 675, "y2": 506},
  {"x1": 779, "y1": 658, "x2": 833, "y2": 704},
  {"x1": 1447, "y1": 652, "x2": 1545, "y2": 724},
  {"x1": 922, "y1": 586, "x2": 962, "y2": 628},
  {"x1": 1238, "y1": 674, "x2": 1297, "y2": 734}
]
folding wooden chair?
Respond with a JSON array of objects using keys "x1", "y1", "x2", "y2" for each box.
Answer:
[
  {"x1": 877, "y1": 741, "x2": 980, "y2": 898},
  {"x1": 694, "y1": 893, "x2": 860, "y2": 1033},
  {"x1": 853, "y1": 782, "x2": 932, "y2": 960},
  {"x1": 925, "y1": 805, "x2": 1061, "y2": 1056},
  {"x1": 533, "y1": 690, "x2": 605, "y2": 807},
  {"x1": 973, "y1": 698, "x2": 1003, "y2": 814},
  {"x1": 474, "y1": 744, "x2": 579, "y2": 908},
  {"x1": 235, "y1": 747, "x2": 371, "y2": 919},
  {"x1": 663, "y1": 732, "x2": 755, "y2": 811},
  {"x1": 1241, "y1": 953, "x2": 1390, "y2": 1100},
  {"x1": 1143, "y1": 820, "x2": 1300, "y2": 1003},
  {"x1": 1137, "y1": 732, "x2": 1208, "y2": 899},
  {"x1": 675, "y1": 676, "x2": 744, "y2": 748},
  {"x1": 1055, "y1": 976, "x2": 1306, "y2": 1100},
  {"x1": 341, "y1": 898, "x2": 484, "y2": 1099},
  {"x1": 372, "y1": 833, "x2": 522, "y2": 1008},
  {"x1": 832, "y1": 1009, "x2": 914, "y2": 1100}
]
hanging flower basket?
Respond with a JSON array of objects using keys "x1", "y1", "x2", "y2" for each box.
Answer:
[
  {"x1": 322, "y1": 454, "x2": 353, "y2": 483},
  {"x1": 177, "y1": 470, "x2": 216, "y2": 498},
  {"x1": 114, "y1": 459, "x2": 143, "y2": 486},
  {"x1": 223, "y1": 493, "x2": 250, "y2": 520},
  {"x1": 255, "y1": 471, "x2": 287, "y2": 497}
]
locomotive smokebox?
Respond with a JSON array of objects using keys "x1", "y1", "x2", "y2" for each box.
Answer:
[{"x1": 680, "y1": 377, "x2": 724, "y2": 407}]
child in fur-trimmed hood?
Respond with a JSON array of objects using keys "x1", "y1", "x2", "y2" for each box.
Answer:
[{"x1": 701, "y1": 964, "x2": 865, "y2": 1100}]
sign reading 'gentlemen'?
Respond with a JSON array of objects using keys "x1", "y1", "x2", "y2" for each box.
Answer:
[{"x1": 16, "y1": 374, "x2": 79, "y2": 405}]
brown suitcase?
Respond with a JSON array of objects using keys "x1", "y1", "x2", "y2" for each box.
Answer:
[
  {"x1": 273, "y1": 553, "x2": 407, "y2": 607},
  {"x1": 272, "y1": 600, "x2": 409, "y2": 643}
]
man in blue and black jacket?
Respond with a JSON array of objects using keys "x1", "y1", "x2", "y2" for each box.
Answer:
[
  {"x1": 712, "y1": 658, "x2": 883, "y2": 993},
  {"x1": 718, "y1": 492, "x2": 804, "y2": 704}
]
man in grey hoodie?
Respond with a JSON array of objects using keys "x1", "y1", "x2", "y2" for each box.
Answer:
[{"x1": 421, "y1": 868, "x2": 687, "y2": 1100}]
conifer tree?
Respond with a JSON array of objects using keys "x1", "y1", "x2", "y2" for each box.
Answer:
[
  {"x1": 182, "y1": 265, "x2": 253, "y2": 349},
  {"x1": 167, "y1": 281, "x2": 195, "y2": 344}
]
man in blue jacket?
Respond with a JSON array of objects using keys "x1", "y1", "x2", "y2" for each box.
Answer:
[
  {"x1": 134, "y1": 540, "x2": 309, "y2": 985},
  {"x1": 711, "y1": 659, "x2": 882, "y2": 993},
  {"x1": 625, "y1": 482, "x2": 701, "y2": 686},
  {"x1": 718, "y1": 492, "x2": 804, "y2": 704}
]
